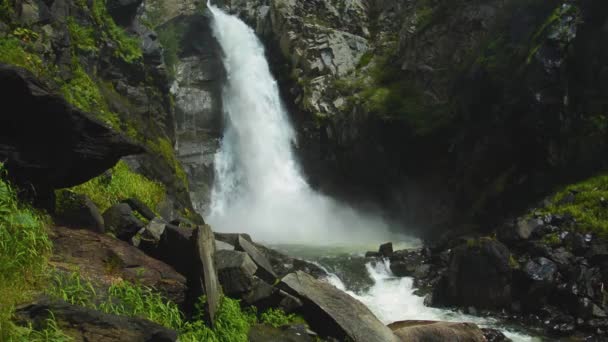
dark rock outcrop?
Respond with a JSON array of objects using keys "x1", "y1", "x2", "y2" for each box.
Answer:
[
  {"x1": 103, "y1": 203, "x2": 145, "y2": 241},
  {"x1": 15, "y1": 297, "x2": 178, "y2": 342},
  {"x1": 433, "y1": 238, "x2": 512, "y2": 309},
  {"x1": 0, "y1": 64, "x2": 143, "y2": 208},
  {"x1": 55, "y1": 191, "x2": 105, "y2": 232},
  {"x1": 280, "y1": 271, "x2": 397, "y2": 342},
  {"x1": 50, "y1": 226, "x2": 187, "y2": 307}
]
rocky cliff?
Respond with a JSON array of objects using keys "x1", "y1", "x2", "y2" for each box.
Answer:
[{"x1": 209, "y1": 0, "x2": 608, "y2": 237}]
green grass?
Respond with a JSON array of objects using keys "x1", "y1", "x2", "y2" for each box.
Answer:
[
  {"x1": 149, "y1": 138, "x2": 189, "y2": 190},
  {"x1": 66, "y1": 17, "x2": 98, "y2": 53},
  {"x1": 0, "y1": 164, "x2": 53, "y2": 340},
  {"x1": 57, "y1": 160, "x2": 165, "y2": 214},
  {"x1": 260, "y1": 308, "x2": 305, "y2": 328},
  {"x1": 542, "y1": 174, "x2": 608, "y2": 236}
]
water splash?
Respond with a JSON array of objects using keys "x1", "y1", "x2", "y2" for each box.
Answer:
[{"x1": 206, "y1": 4, "x2": 411, "y2": 246}]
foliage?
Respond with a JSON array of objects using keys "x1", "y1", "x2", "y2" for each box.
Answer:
[
  {"x1": 47, "y1": 272, "x2": 98, "y2": 307},
  {"x1": 541, "y1": 232, "x2": 561, "y2": 246},
  {"x1": 0, "y1": 164, "x2": 53, "y2": 340},
  {"x1": 260, "y1": 308, "x2": 305, "y2": 328},
  {"x1": 0, "y1": 0, "x2": 13, "y2": 23},
  {"x1": 89, "y1": 0, "x2": 142, "y2": 62},
  {"x1": 13, "y1": 313, "x2": 73, "y2": 342},
  {"x1": 542, "y1": 174, "x2": 608, "y2": 237},
  {"x1": 157, "y1": 25, "x2": 182, "y2": 79},
  {"x1": 57, "y1": 160, "x2": 165, "y2": 213},
  {"x1": 0, "y1": 37, "x2": 47, "y2": 77},
  {"x1": 149, "y1": 138, "x2": 188, "y2": 190},
  {"x1": 67, "y1": 17, "x2": 98, "y2": 53}
]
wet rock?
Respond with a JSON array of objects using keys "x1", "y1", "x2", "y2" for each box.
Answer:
[
  {"x1": 215, "y1": 250, "x2": 258, "y2": 296},
  {"x1": 379, "y1": 242, "x2": 393, "y2": 257},
  {"x1": 194, "y1": 225, "x2": 220, "y2": 326},
  {"x1": 14, "y1": 297, "x2": 178, "y2": 341},
  {"x1": 0, "y1": 64, "x2": 143, "y2": 208},
  {"x1": 481, "y1": 328, "x2": 510, "y2": 342},
  {"x1": 498, "y1": 218, "x2": 543, "y2": 243},
  {"x1": 388, "y1": 321, "x2": 485, "y2": 342},
  {"x1": 389, "y1": 249, "x2": 427, "y2": 277},
  {"x1": 365, "y1": 251, "x2": 382, "y2": 258},
  {"x1": 546, "y1": 312, "x2": 576, "y2": 337},
  {"x1": 281, "y1": 271, "x2": 396, "y2": 342},
  {"x1": 432, "y1": 238, "x2": 512, "y2": 309},
  {"x1": 237, "y1": 235, "x2": 278, "y2": 283},
  {"x1": 524, "y1": 257, "x2": 558, "y2": 283},
  {"x1": 248, "y1": 323, "x2": 315, "y2": 342},
  {"x1": 50, "y1": 226, "x2": 187, "y2": 306},
  {"x1": 121, "y1": 197, "x2": 156, "y2": 221},
  {"x1": 565, "y1": 233, "x2": 589, "y2": 256},
  {"x1": 55, "y1": 191, "x2": 104, "y2": 233},
  {"x1": 102, "y1": 203, "x2": 145, "y2": 241}
]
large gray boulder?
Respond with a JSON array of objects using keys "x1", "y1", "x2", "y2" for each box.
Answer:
[
  {"x1": 215, "y1": 249, "x2": 258, "y2": 296},
  {"x1": 388, "y1": 321, "x2": 486, "y2": 342},
  {"x1": 237, "y1": 235, "x2": 278, "y2": 283},
  {"x1": 281, "y1": 271, "x2": 397, "y2": 342}
]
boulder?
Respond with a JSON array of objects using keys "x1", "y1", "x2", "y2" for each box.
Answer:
[
  {"x1": 252, "y1": 242, "x2": 327, "y2": 278},
  {"x1": 433, "y1": 238, "x2": 512, "y2": 309},
  {"x1": 216, "y1": 240, "x2": 235, "y2": 251},
  {"x1": 138, "y1": 217, "x2": 167, "y2": 243},
  {"x1": 121, "y1": 197, "x2": 156, "y2": 221},
  {"x1": 55, "y1": 191, "x2": 104, "y2": 232},
  {"x1": 242, "y1": 277, "x2": 303, "y2": 313},
  {"x1": 50, "y1": 226, "x2": 187, "y2": 306},
  {"x1": 215, "y1": 250, "x2": 258, "y2": 296},
  {"x1": 481, "y1": 328, "x2": 510, "y2": 342},
  {"x1": 237, "y1": 235, "x2": 278, "y2": 283},
  {"x1": 388, "y1": 321, "x2": 486, "y2": 342},
  {"x1": 0, "y1": 64, "x2": 143, "y2": 208},
  {"x1": 280, "y1": 271, "x2": 396, "y2": 341},
  {"x1": 102, "y1": 203, "x2": 145, "y2": 240},
  {"x1": 389, "y1": 249, "x2": 427, "y2": 277},
  {"x1": 215, "y1": 232, "x2": 253, "y2": 246},
  {"x1": 248, "y1": 324, "x2": 315, "y2": 342},
  {"x1": 498, "y1": 218, "x2": 543, "y2": 243},
  {"x1": 194, "y1": 225, "x2": 221, "y2": 326},
  {"x1": 139, "y1": 224, "x2": 195, "y2": 277},
  {"x1": 379, "y1": 242, "x2": 393, "y2": 257},
  {"x1": 14, "y1": 297, "x2": 178, "y2": 341}
]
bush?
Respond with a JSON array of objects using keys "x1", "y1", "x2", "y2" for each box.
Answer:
[
  {"x1": 0, "y1": 164, "x2": 53, "y2": 340},
  {"x1": 57, "y1": 160, "x2": 165, "y2": 213}
]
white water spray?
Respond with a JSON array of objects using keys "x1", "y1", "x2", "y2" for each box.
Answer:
[{"x1": 206, "y1": 4, "x2": 409, "y2": 245}]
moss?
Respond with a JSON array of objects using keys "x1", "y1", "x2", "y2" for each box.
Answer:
[
  {"x1": 0, "y1": 36, "x2": 47, "y2": 77},
  {"x1": 541, "y1": 174, "x2": 608, "y2": 237},
  {"x1": 149, "y1": 137, "x2": 189, "y2": 190},
  {"x1": 541, "y1": 232, "x2": 561, "y2": 246},
  {"x1": 157, "y1": 25, "x2": 182, "y2": 79},
  {"x1": 67, "y1": 16, "x2": 99, "y2": 53},
  {"x1": 509, "y1": 255, "x2": 519, "y2": 269},
  {"x1": 259, "y1": 308, "x2": 305, "y2": 328},
  {"x1": 89, "y1": 0, "x2": 142, "y2": 63},
  {"x1": 58, "y1": 160, "x2": 165, "y2": 213}
]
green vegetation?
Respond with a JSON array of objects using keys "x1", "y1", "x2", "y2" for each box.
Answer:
[
  {"x1": 0, "y1": 0, "x2": 13, "y2": 23},
  {"x1": 67, "y1": 17, "x2": 98, "y2": 53},
  {"x1": 541, "y1": 232, "x2": 561, "y2": 246},
  {"x1": 57, "y1": 160, "x2": 165, "y2": 213},
  {"x1": 260, "y1": 308, "x2": 305, "y2": 328},
  {"x1": 0, "y1": 164, "x2": 53, "y2": 340},
  {"x1": 46, "y1": 272, "x2": 302, "y2": 342},
  {"x1": 149, "y1": 138, "x2": 189, "y2": 190},
  {"x1": 0, "y1": 36, "x2": 47, "y2": 77},
  {"x1": 157, "y1": 25, "x2": 182, "y2": 79},
  {"x1": 89, "y1": 0, "x2": 142, "y2": 63},
  {"x1": 542, "y1": 174, "x2": 608, "y2": 236}
]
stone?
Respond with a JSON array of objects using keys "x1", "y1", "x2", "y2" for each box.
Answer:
[
  {"x1": 280, "y1": 271, "x2": 397, "y2": 341},
  {"x1": 365, "y1": 251, "x2": 381, "y2": 258},
  {"x1": 55, "y1": 191, "x2": 104, "y2": 232},
  {"x1": 140, "y1": 217, "x2": 167, "y2": 241},
  {"x1": 432, "y1": 238, "x2": 512, "y2": 309},
  {"x1": 215, "y1": 250, "x2": 258, "y2": 296},
  {"x1": 121, "y1": 197, "x2": 156, "y2": 221},
  {"x1": 49, "y1": 226, "x2": 187, "y2": 306},
  {"x1": 523, "y1": 257, "x2": 558, "y2": 283},
  {"x1": 248, "y1": 323, "x2": 315, "y2": 342},
  {"x1": 0, "y1": 64, "x2": 143, "y2": 208},
  {"x1": 14, "y1": 297, "x2": 178, "y2": 341},
  {"x1": 102, "y1": 203, "x2": 145, "y2": 241},
  {"x1": 379, "y1": 242, "x2": 393, "y2": 257},
  {"x1": 215, "y1": 232, "x2": 253, "y2": 246},
  {"x1": 237, "y1": 235, "x2": 278, "y2": 283},
  {"x1": 194, "y1": 225, "x2": 220, "y2": 326},
  {"x1": 216, "y1": 239, "x2": 235, "y2": 251},
  {"x1": 498, "y1": 218, "x2": 543, "y2": 243},
  {"x1": 481, "y1": 328, "x2": 510, "y2": 342},
  {"x1": 388, "y1": 321, "x2": 485, "y2": 342}
]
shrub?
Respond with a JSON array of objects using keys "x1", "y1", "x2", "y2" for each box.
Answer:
[
  {"x1": 0, "y1": 164, "x2": 53, "y2": 340},
  {"x1": 67, "y1": 17, "x2": 98, "y2": 53},
  {"x1": 58, "y1": 160, "x2": 165, "y2": 213}
]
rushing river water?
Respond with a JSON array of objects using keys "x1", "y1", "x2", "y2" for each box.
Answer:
[{"x1": 205, "y1": 3, "x2": 539, "y2": 341}]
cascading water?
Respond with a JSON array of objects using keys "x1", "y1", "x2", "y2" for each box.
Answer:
[
  {"x1": 205, "y1": 4, "x2": 536, "y2": 341},
  {"x1": 206, "y1": 3, "x2": 409, "y2": 246}
]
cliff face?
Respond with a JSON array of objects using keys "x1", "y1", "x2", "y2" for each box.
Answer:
[{"x1": 213, "y1": 0, "x2": 608, "y2": 236}]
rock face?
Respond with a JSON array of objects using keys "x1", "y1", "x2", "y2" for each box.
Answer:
[
  {"x1": 50, "y1": 226, "x2": 187, "y2": 307},
  {"x1": 388, "y1": 321, "x2": 486, "y2": 342},
  {"x1": 281, "y1": 271, "x2": 396, "y2": 342},
  {"x1": 15, "y1": 297, "x2": 178, "y2": 342},
  {"x1": 0, "y1": 64, "x2": 143, "y2": 208},
  {"x1": 433, "y1": 238, "x2": 512, "y2": 309},
  {"x1": 215, "y1": 250, "x2": 258, "y2": 296}
]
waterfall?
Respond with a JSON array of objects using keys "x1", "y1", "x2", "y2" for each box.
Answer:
[{"x1": 206, "y1": 4, "x2": 407, "y2": 245}]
